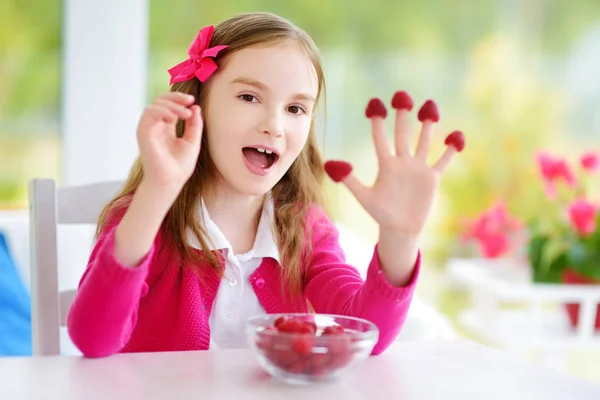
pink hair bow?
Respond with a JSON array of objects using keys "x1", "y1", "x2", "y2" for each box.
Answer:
[{"x1": 167, "y1": 25, "x2": 229, "y2": 85}]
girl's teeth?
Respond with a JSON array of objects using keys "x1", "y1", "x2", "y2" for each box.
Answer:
[{"x1": 255, "y1": 147, "x2": 273, "y2": 155}]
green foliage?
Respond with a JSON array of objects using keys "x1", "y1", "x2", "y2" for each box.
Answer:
[
  {"x1": 525, "y1": 169, "x2": 600, "y2": 282},
  {"x1": 3, "y1": 0, "x2": 600, "y2": 117},
  {"x1": 527, "y1": 232, "x2": 569, "y2": 283},
  {"x1": 0, "y1": 0, "x2": 61, "y2": 118},
  {"x1": 565, "y1": 212, "x2": 600, "y2": 280},
  {"x1": 527, "y1": 214, "x2": 600, "y2": 283}
]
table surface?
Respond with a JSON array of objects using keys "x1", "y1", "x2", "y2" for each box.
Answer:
[{"x1": 1, "y1": 339, "x2": 598, "y2": 400}]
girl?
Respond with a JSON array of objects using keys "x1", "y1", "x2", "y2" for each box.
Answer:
[{"x1": 67, "y1": 12, "x2": 462, "y2": 358}]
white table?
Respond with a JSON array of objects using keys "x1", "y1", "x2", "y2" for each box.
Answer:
[
  {"x1": 0, "y1": 340, "x2": 598, "y2": 399},
  {"x1": 447, "y1": 257, "x2": 600, "y2": 350}
]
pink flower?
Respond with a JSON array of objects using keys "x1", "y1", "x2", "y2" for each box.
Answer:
[
  {"x1": 537, "y1": 152, "x2": 577, "y2": 198},
  {"x1": 468, "y1": 203, "x2": 521, "y2": 235},
  {"x1": 479, "y1": 232, "x2": 510, "y2": 258},
  {"x1": 568, "y1": 199, "x2": 598, "y2": 236},
  {"x1": 462, "y1": 202, "x2": 523, "y2": 258},
  {"x1": 580, "y1": 152, "x2": 599, "y2": 172}
]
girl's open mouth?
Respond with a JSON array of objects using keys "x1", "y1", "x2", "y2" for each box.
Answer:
[{"x1": 242, "y1": 146, "x2": 280, "y2": 176}]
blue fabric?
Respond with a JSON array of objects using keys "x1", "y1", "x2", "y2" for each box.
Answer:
[{"x1": 0, "y1": 231, "x2": 32, "y2": 356}]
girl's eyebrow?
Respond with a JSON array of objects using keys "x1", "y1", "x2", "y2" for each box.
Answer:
[{"x1": 231, "y1": 76, "x2": 316, "y2": 103}]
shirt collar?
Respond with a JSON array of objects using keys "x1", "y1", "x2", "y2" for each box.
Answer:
[{"x1": 190, "y1": 194, "x2": 281, "y2": 264}]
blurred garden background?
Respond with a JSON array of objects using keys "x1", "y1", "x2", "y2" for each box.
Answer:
[{"x1": 1, "y1": 0, "x2": 599, "y2": 382}]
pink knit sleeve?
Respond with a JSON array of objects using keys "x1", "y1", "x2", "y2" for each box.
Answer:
[
  {"x1": 66, "y1": 215, "x2": 157, "y2": 358},
  {"x1": 303, "y1": 206, "x2": 420, "y2": 355}
]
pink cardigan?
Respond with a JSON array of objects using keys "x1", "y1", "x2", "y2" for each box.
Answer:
[{"x1": 67, "y1": 205, "x2": 420, "y2": 358}]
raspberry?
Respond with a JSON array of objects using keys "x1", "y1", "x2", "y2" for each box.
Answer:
[
  {"x1": 444, "y1": 130, "x2": 465, "y2": 152},
  {"x1": 322, "y1": 325, "x2": 351, "y2": 355},
  {"x1": 417, "y1": 99, "x2": 439, "y2": 122},
  {"x1": 322, "y1": 325, "x2": 345, "y2": 335},
  {"x1": 391, "y1": 91, "x2": 414, "y2": 111},
  {"x1": 324, "y1": 160, "x2": 352, "y2": 183},
  {"x1": 292, "y1": 335, "x2": 314, "y2": 355},
  {"x1": 274, "y1": 316, "x2": 289, "y2": 329},
  {"x1": 273, "y1": 349, "x2": 300, "y2": 368},
  {"x1": 365, "y1": 98, "x2": 388, "y2": 118},
  {"x1": 277, "y1": 319, "x2": 304, "y2": 333},
  {"x1": 298, "y1": 321, "x2": 316, "y2": 334}
]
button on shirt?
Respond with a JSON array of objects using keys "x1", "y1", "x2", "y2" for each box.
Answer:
[{"x1": 189, "y1": 196, "x2": 280, "y2": 350}]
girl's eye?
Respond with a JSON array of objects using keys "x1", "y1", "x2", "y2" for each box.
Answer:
[
  {"x1": 287, "y1": 105, "x2": 306, "y2": 115},
  {"x1": 239, "y1": 94, "x2": 257, "y2": 102}
]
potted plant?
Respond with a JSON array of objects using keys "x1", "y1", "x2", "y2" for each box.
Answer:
[
  {"x1": 528, "y1": 151, "x2": 600, "y2": 329},
  {"x1": 462, "y1": 151, "x2": 600, "y2": 330}
]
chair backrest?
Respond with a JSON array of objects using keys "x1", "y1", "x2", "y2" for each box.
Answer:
[{"x1": 28, "y1": 178, "x2": 124, "y2": 356}]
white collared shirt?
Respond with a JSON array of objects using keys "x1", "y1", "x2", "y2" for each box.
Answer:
[{"x1": 189, "y1": 196, "x2": 280, "y2": 350}]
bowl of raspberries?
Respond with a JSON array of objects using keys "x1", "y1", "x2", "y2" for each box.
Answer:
[{"x1": 246, "y1": 313, "x2": 379, "y2": 384}]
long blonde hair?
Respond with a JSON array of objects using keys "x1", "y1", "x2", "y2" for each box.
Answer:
[{"x1": 96, "y1": 12, "x2": 327, "y2": 298}]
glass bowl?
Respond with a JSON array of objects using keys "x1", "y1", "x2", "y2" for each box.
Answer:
[{"x1": 246, "y1": 313, "x2": 379, "y2": 384}]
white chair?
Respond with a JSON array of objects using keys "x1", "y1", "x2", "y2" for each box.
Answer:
[{"x1": 28, "y1": 178, "x2": 124, "y2": 356}]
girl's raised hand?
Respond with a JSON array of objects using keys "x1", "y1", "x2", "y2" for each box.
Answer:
[
  {"x1": 136, "y1": 92, "x2": 203, "y2": 191},
  {"x1": 325, "y1": 91, "x2": 465, "y2": 239}
]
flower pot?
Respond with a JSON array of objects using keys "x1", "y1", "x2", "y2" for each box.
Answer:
[{"x1": 561, "y1": 268, "x2": 600, "y2": 331}]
